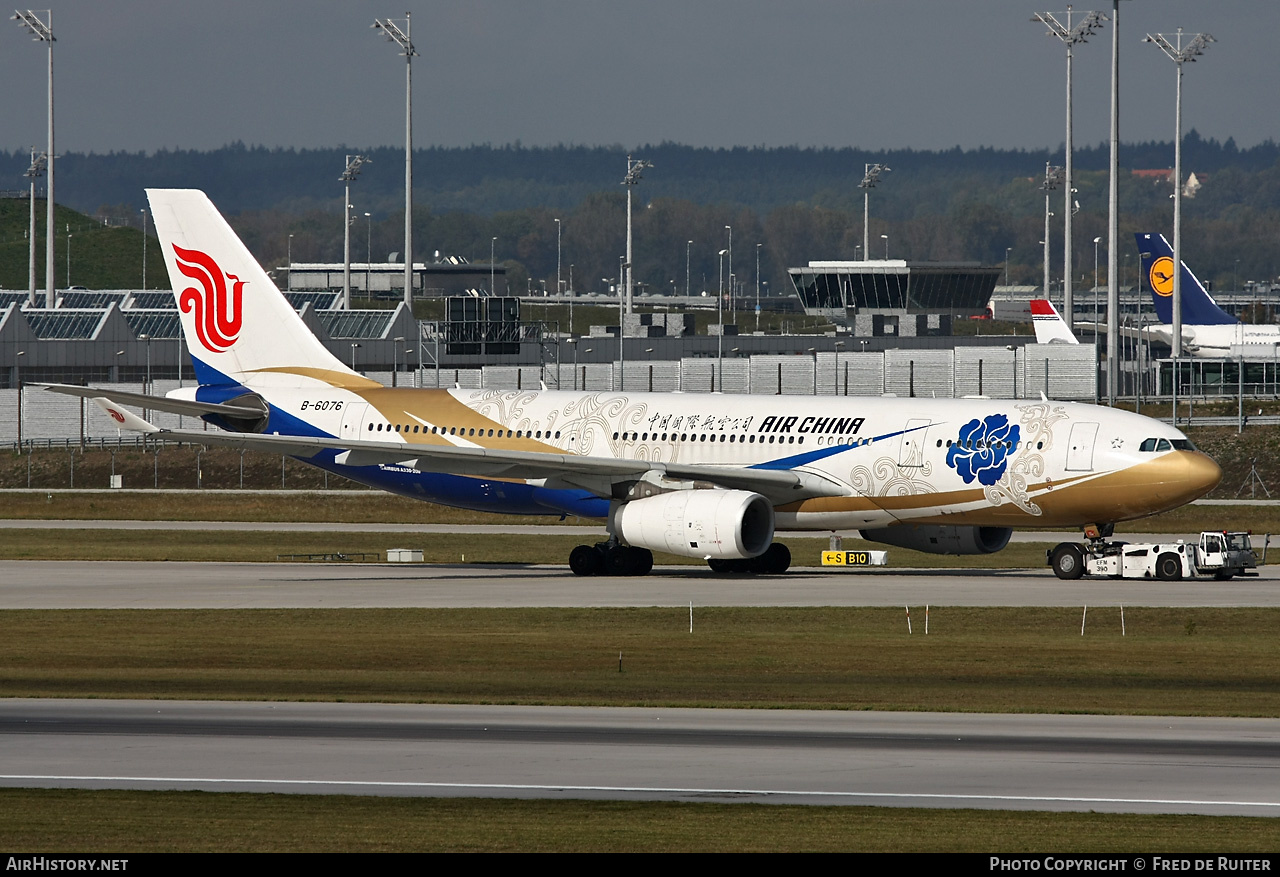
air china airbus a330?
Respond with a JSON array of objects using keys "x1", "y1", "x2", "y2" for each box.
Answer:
[{"x1": 46, "y1": 189, "x2": 1222, "y2": 577}]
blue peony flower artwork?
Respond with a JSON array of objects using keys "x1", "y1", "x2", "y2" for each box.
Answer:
[{"x1": 946, "y1": 414, "x2": 1021, "y2": 486}]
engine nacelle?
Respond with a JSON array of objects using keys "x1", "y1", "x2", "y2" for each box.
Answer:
[
  {"x1": 860, "y1": 524, "x2": 1013, "y2": 556},
  {"x1": 611, "y1": 490, "x2": 775, "y2": 560}
]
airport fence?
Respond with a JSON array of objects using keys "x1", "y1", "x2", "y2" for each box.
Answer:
[
  {"x1": 0, "y1": 439, "x2": 356, "y2": 491},
  {"x1": 1, "y1": 347, "x2": 1103, "y2": 445}
]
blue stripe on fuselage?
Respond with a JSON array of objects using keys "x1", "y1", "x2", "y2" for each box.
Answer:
[
  {"x1": 261, "y1": 402, "x2": 333, "y2": 439},
  {"x1": 306, "y1": 449, "x2": 607, "y2": 518},
  {"x1": 750, "y1": 421, "x2": 934, "y2": 470}
]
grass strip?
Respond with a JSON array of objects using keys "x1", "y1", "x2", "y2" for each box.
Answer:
[
  {"x1": 0, "y1": 788, "x2": 1275, "y2": 852},
  {"x1": 5, "y1": 489, "x2": 1280, "y2": 539},
  {"x1": 2, "y1": 607, "x2": 1278, "y2": 715},
  {"x1": 0, "y1": 489, "x2": 587, "y2": 526}
]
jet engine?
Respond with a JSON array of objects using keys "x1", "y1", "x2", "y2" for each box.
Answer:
[
  {"x1": 860, "y1": 524, "x2": 1012, "y2": 555},
  {"x1": 611, "y1": 490, "x2": 775, "y2": 560}
]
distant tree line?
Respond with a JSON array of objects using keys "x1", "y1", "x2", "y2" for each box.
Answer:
[{"x1": 2, "y1": 136, "x2": 1278, "y2": 297}]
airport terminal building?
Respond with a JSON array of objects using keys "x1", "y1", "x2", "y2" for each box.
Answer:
[
  {"x1": 789, "y1": 260, "x2": 1001, "y2": 337},
  {"x1": 286, "y1": 260, "x2": 507, "y2": 298}
]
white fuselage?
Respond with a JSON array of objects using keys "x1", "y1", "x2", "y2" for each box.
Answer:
[
  {"x1": 236, "y1": 382, "x2": 1220, "y2": 532},
  {"x1": 1142, "y1": 323, "x2": 1280, "y2": 358}
]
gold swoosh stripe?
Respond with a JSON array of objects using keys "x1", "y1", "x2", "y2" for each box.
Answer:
[
  {"x1": 356, "y1": 388, "x2": 562, "y2": 453},
  {"x1": 249, "y1": 366, "x2": 382, "y2": 390}
]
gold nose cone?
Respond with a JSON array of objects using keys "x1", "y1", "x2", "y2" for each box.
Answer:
[
  {"x1": 1186, "y1": 451, "x2": 1223, "y2": 495},
  {"x1": 1089, "y1": 450, "x2": 1223, "y2": 522},
  {"x1": 1160, "y1": 450, "x2": 1222, "y2": 506}
]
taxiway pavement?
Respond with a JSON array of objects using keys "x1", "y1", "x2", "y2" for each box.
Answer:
[
  {"x1": 1, "y1": 559, "x2": 1277, "y2": 608},
  {"x1": 4, "y1": 540, "x2": 1277, "y2": 817},
  {"x1": 1, "y1": 699, "x2": 1276, "y2": 816}
]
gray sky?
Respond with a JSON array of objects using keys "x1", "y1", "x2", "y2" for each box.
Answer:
[{"x1": 3, "y1": 1, "x2": 1275, "y2": 155}]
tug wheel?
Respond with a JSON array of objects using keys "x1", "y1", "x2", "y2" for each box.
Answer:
[
  {"x1": 1155, "y1": 552, "x2": 1183, "y2": 582},
  {"x1": 1049, "y1": 543, "x2": 1085, "y2": 580}
]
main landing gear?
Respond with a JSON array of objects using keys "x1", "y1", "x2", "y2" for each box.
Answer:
[
  {"x1": 707, "y1": 542, "x2": 791, "y2": 575},
  {"x1": 567, "y1": 540, "x2": 792, "y2": 576},
  {"x1": 569, "y1": 540, "x2": 653, "y2": 577}
]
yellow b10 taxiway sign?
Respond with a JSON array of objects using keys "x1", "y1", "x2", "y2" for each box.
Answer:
[{"x1": 821, "y1": 550, "x2": 888, "y2": 567}]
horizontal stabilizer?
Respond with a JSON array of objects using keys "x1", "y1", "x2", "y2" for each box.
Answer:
[
  {"x1": 91, "y1": 397, "x2": 160, "y2": 433},
  {"x1": 41, "y1": 383, "x2": 266, "y2": 420}
]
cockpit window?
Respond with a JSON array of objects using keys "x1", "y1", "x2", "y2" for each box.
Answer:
[{"x1": 1140, "y1": 437, "x2": 1197, "y2": 452}]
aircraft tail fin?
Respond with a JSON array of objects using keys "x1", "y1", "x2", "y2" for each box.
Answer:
[
  {"x1": 146, "y1": 189, "x2": 377, "y2": 390},
  {"x1": 1134, "y1": 232, "x2": 1236, "y2": 326},
  {"x1": 1030, "y1": 299, "x2": 1079, "y2": 345}
]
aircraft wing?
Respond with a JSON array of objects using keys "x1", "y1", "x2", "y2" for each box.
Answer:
[{"x1": 84, "y1": 397, "x2": 850, "y2": 504}]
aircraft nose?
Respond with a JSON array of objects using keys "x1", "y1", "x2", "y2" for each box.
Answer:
[{"x1": 1164, "y1": 450, "x2": 1222, "y2": 505}]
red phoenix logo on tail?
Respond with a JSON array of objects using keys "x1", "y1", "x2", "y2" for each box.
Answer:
[{"x1": 173, "y1": 245, "x2": 244, "y2": 353}]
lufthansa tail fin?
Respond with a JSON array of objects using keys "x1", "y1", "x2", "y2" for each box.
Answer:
[
  {"x1": 146, "y1": 189, "x2": 376, "y2": 390},
  {"x1": 1030, "y1": 299, "x2": 1079, "y2": 345},
  {"x1": 1134, "y1": 232, "x2": 1236, "y2": 327}
]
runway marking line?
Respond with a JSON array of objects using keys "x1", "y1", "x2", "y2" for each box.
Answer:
[{"x1": 2, "y1": 775, "x2": 1277, "y2": 810}]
